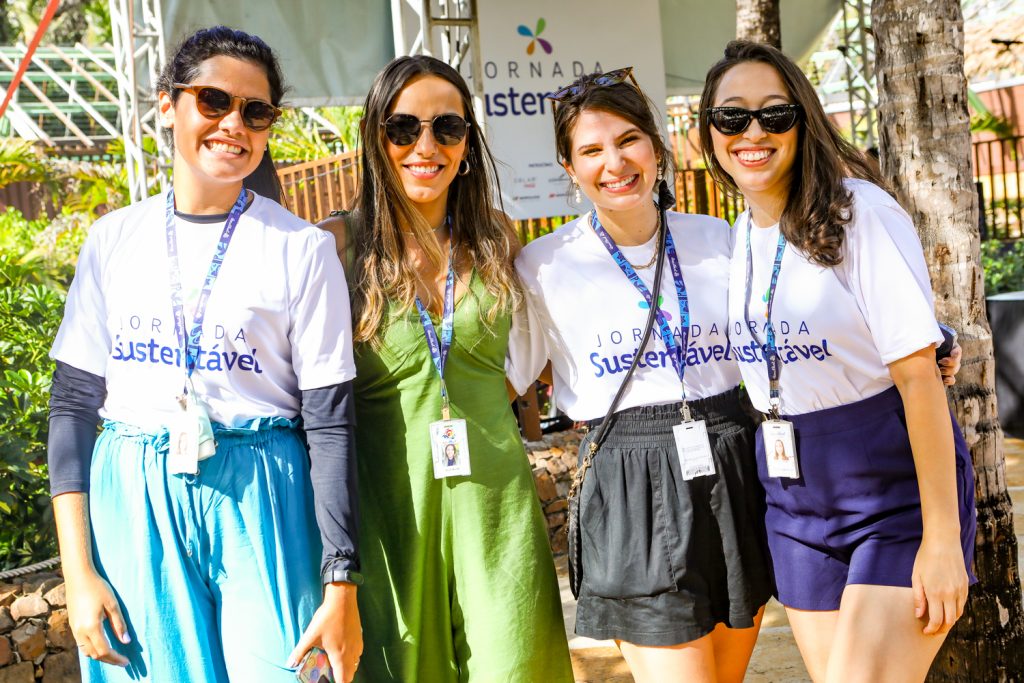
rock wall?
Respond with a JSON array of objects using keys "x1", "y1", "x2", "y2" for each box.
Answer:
[
  {"x1": 525, "y1": 429, "x2": 582, "y2": 557},
  {"x1": 0, "y1": 571, "x2": 79, "y2": 683}
]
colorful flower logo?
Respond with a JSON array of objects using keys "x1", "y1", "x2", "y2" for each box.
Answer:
[
  {"x1": 639, "y1": 295, "x2": 672, "y2": 321},
  {"x1": 443, "y1": 426, "x2": 455, "y2": 439},
  {"x1": 517, "y1": 18, "x2": 552, "y2": 55}
]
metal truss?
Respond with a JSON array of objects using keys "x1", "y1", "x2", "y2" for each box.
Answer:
[
  {"x1": 391, "y1": 0, "x2": 485, "y2": 127},
  {"x1": 109, "y1": 0, "x2": 168, "y2": 202}
]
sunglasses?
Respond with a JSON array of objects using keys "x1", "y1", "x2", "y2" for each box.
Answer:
[
  {"x1": 704, "y1": 104, "x2": 802, "y2": 136},
  {"x1": 173, "y1": 83, "x2": 281, "y2": 132},
  {"x1": 547, "y1": 67, "x2": 639, "y2": 102},
  {"x1": 381, "y1": 113, "x2": 471, "y2": 146}
]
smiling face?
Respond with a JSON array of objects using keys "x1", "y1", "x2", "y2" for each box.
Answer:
[
  {"x1": 709, "y1": 61, "x2": 799, "y2": 216},
  {"x1": 564, "y1": 108, "x2": 660, "y2": 217},
  {"x1": 159, "y1": 55, "x2": 273, "y2": 192},
  {"x1": 384, "y1": 74, "x2": 468, "y2": 222}
]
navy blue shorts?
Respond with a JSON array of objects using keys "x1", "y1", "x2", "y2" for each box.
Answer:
[{"x1": 756, "y1": 386, "x2": 977, "y2": 611}]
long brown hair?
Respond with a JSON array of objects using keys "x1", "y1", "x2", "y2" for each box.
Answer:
[
  {"x1": 350, "y1": 55, "x2": 520, "y2": 345},
  {"x1": 698, "y1": 40, "x2": 885, "y2": 266}
]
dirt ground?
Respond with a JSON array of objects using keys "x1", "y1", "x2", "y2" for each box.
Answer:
[{"x1": 564, "y1": 437, "x2": 1024, "y2": 682}]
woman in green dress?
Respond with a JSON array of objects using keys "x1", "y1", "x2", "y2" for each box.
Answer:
[{"x1": 319, "y1": 55, "x2": 573, "y2": 682}]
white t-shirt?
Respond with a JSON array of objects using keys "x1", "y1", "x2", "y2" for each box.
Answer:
[
  {"x1": 727, "y1": 179, "x2": 943, "y2": 415},
  {"x1": 509, "y1": 210, "x2": 741, "y2": 421},
  {"x1": 51, "y1": 190, "x2": 356, "y2": 432}
]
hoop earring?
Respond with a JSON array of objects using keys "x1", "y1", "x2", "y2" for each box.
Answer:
[
  {"x1": 571, "y1": 178, "x2": 582, "y2": 204},
  {"x1": 458, "y1": 159, "x2": 471, "y2": 176}
]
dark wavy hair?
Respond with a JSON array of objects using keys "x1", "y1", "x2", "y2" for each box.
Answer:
[
  {"x1": 156, "y1": 26, "x2": 286, "y2": 147},
  {"x1": 551, "y1": 71, "x2": 671, "y2": 183},
  {"x1": 698, "y1": 41, "x2": 885, "y2": 266},
  {"x1": 350, "y1": 55, "x2": 520, "y2": 345}
]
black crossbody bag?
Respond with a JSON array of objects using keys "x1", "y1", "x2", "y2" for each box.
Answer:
[{"x1": 565, "y1": 181, "x2": 674, "y2": 599}]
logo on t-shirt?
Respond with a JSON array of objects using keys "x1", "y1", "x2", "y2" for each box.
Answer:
[
  {"x1": 109, "y1": 314, "x2": 264, "y2": 375},
  {"x1": 638, "y1": 295, "x2": 672, "y2": 321}
]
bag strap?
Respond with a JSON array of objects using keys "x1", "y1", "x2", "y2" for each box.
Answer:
[{"x1": 568, "y1": 180, "x2": 674, "y2": 500}]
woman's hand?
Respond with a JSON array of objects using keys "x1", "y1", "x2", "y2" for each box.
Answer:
[
  {"x1": 912, "y1": 533, "x2": 969, "y2": 634},
  {"x1": 65, "y1": 569, "x2": 130, "y2": 666},
  {"x1": 288, "y1": 582, "x2": 363, "y2": 682},
  {"x1": 938, "y1": 342, "x2": 962, "y2": 386}
]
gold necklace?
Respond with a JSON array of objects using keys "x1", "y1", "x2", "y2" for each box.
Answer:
[{"x1": 625, "y1": 224, "x2": 662, "y2": 270}]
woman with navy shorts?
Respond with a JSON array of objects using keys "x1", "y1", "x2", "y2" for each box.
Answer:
[
  {"x1": 47, "y1": 27, "x2": 362, "y2": 682},
  {"x1": 698, "y1": 41, "x2": 976, "y2": 682}
]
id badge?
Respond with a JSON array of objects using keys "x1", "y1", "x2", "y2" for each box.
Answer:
[
  {"x1": 429, "y1": 418, "x2": 471, "y2": 479},
  {"x1": 167, "y1": 401, "x2": 200, "y2": 475},
  {"x1": 763, "y1": 419, "x2": 800, "y2": 479},
  {"x1": 673, "y1": 420, "x2": 715, "y2": 480}
]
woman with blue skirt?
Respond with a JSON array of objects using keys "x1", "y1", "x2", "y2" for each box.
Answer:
[{"x1": 46, "y1": 27, "x2": 362, "y2": 682}]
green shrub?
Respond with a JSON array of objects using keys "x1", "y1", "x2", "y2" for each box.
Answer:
[
  {"x1": 981, "y1": 239, "x2": 1024, "y2": 296},
  {"x1": 0, "y1": 207, "x2": 82, "y2": 570}
]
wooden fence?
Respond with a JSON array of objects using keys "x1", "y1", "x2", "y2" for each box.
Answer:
[
  {"x1": 276, "y1": 150, "x2": 361, "y2": 225},
  {"x1": 973, "y1": 135, "x2": 1022, "y2": 240}
]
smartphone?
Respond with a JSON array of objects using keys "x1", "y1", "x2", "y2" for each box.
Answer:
[
  {"x1": 936, "y1": 322, "x2": 958, "y2": 361},
  {"x1": 295, "y1": 647, "x2": 335, "y2": 683}
]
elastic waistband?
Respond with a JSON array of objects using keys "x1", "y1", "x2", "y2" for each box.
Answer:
[
  {"x1": 780, "y1": 386, "x2": 903, "y2": 436},
  {"x1": 102, "y1": 416, "x2": 300, "y2": 450},
  {"x1": 588, "y1": 386, "x2": 749, "y2": 441}
]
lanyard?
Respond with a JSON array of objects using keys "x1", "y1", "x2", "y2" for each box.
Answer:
[
  {"x1": 589, "y1": 211, "x2": 692, "y2": 414},
  {"x1": 743, "y1": 213, "x2": 787, "y2": 418},
  {"x1": 414, "y1": 229, "x2": 456, "y2": 420},
  {"x1": 165, "y1": 187, "x2": 247, "y2": 389}
]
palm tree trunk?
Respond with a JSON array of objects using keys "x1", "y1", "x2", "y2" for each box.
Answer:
[
  {"x1": 872, "y1": 0, "x2": 1024, "y2": 679},
  {"x1": 735, "y1": 0, "x2": 781, "y2": 48}
]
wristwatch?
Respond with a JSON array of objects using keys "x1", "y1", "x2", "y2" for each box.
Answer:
[{"x1": 322, "y1": 567, "x2": 364, "y2": 586}]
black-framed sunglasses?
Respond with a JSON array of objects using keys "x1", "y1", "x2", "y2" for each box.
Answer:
[
  {"x1": 173, "y1": 83, "x2": 281, "y2": 132},
  {"x1": 704, "y1": 104, "x2": 802, "y2": 136},
  {"x1": 381, "y1": 113, "x2": 471, "y2": 146},
  {"x1": 547, "y1": 67, "x2": 639, "y2": 102}
]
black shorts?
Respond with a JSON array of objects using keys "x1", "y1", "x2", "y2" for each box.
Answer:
[{"x1": 575, "y1": 386, "x2": 774, "y2": 646}]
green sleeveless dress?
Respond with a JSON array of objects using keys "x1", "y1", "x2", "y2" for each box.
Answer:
[{"x1": 352, "y1": 273, "x2": 573, "y2": 683}]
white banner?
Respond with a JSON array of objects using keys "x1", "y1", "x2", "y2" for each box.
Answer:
[{"x1": 475, "y1": 1, "x2": 667, "y2": 220}]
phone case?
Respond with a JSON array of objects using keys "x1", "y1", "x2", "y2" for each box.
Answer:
[{"x1": 295, "y1": 647, "x2": 335, "y2": 683}]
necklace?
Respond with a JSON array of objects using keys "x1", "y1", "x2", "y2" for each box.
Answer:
[{"x1": 625, "y1": 223, "x2": 662, "y2": 270}]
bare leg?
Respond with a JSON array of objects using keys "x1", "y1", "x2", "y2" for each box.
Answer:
[
  {"x1": 825, "y1": 585, "x2": 948, "y2": 683},
  {"x1": 785, "y1": 607, "x2": 840, "y2": 683},
  {"x1": 710, "y1": 605, "x2": 765, "y2": 683},
  {"x1": 617, "y1": 635, "x2": 716, "y2": 683}
]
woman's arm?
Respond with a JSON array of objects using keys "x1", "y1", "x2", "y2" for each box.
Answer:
[
  {"x1": 318, "y1": 213, "x2": 350, "y2": 263},
  {"x1": 889, "y1": 346, "x2": 969, "y2": 635}
]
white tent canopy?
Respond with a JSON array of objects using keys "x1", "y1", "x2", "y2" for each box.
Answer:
[{"x1": 160, "y1": 0, "x2": 842, "y2": 105}]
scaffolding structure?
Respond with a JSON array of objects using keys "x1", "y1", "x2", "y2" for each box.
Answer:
[{"x1": 391, "y1": 0, "x2": 485, "y2": 126}]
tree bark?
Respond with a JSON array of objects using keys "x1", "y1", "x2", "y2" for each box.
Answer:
[
  {"x1": 735, "y1": 0, "x2": 781, "y2": 48},
  {"x1": 873, "y1": 1, "x2": 1024, "y2": 680}
]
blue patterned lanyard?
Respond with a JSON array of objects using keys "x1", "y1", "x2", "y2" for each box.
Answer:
[
  {"x1": 165, "y1": 187, "x2": 247, "y2": 389},
  {"x1": 414, "y1": 225, "x2": 456, "y2": 420},
  {"x1": 589, "y1": 211, "x2": 692, "y2": 413},
  {"x1": 743, "y1": 214, "x2": 787, "y2": 418}
]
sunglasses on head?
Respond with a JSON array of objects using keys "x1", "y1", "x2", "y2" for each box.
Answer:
[
  {"x1": 381, "y1": 113, "x2": 471, "y2": 147},
  {"x1": 173, "y1": 83, "x2": 281, "y2": 132},
  {"x1": 704, "y1": 104, "x2": 802, "y2": 136},
  {"x1": 547, "y1": 67, "x2": 639, "y2": 102}
]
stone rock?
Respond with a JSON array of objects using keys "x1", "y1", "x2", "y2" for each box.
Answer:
[
  {"x1": 31, "y1": 578, "x2": 62, "y2": 598},
  {"x1": 544, "y1": 457, "x2": 569, "y2": 476},
  {"x1": 549, "y1": 446, "x2": 565, "y2": 457},
  {"x1": 0, "y1": 635, "x2": 11, "y2": 666},
  {"x1": 548, "y1": 512, "x2": 566, "y2": 528},
  {"x1": 11, "y1": 623, "x2": 45, "y2": 661},
  {"x1": 544, "y1": 499, "x2": 568, "y2": 514},
  {"x1": 10, "y1": 595, "x2": 48, "y2": 621},
  {"x1": 0, "y1": 661, "x2": 34, "y2": 683},
  {"x1": 19, "y1": 574, "x2": 59, "y2": 596},
  {"x1": 0, "y1": 587, "x2": 17, "y2": 608},
  {"x1": 533, "y1": 471, "x2": 557, "y2": 501},
  {"x1": 555, "y1": 480, "x2": 569, "y2": 498},
  {"x1": 42, "y1": 584, "x2": 66, "y2": 608},
  {"x1": 47, "y1": 610, "x2": 75, "y2": 650},
  {"x1": 550, "y1": 532, "x2": 568, "y2": 555},
  {"x1": 0, "y1": 607, "x2": 14, "y2": 633},
  {"x1": 42, "y1": 650, "x2": 81, "y2": 683}
]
